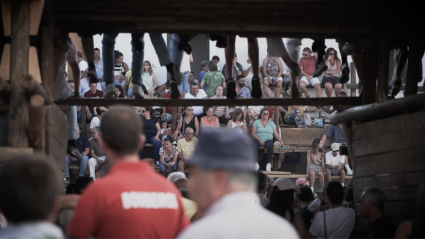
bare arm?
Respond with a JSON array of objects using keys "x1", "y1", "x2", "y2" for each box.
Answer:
[
  {"x1": 322, "y1": 152, "x2": 326, "y2": 172},
  {"x1": 394, "y1": 220, "x2": 412, "y2": 239},
  {"x1": 82, "y1": 147, "x2": 90, "y2": 156},
  {"x1": 200, "y1": 117, "x2": 205, "y2": 127},
  {"x1": 189, "y1": 53, "x2": 193, "y2": 62},
  {"x1": 300, "y1": 67, "x2": 310, "y2": 78},
  {"x1": 194, "y1": 117, "x2": 199, "y2": 136},
  {"x1": 321, "y1": 134, "x2": 327, "y2": 145},
  {"x1": 273, "y1": 128, "x2": 284, "y2": 145},
  {"x1": 90, "y1": 150, "x2": 99, "y2": 161},
  {"x1": 150, "y1": 73, "x2": 158, "y2": 93},
  {"x1": 123, "y1": 62, "x2": 129, "y2": 73},
  {"x1": 214, "y1": 116, "x2": 219, "y2": 128},
  {"x1": 172, "y1": 151, "x2": 178, "y2": 163},
  {"x1": 306, "y1": 150, "x2": 311, "y2": 177},
  {"x1": 86, "y1": 106, "x2": 92, "y2": 119},
  {"x1": 323, "y1": 106, "x2": 334, "y2": 114},
  {"x1": 277, "y1": 59, "x2": 283, "y2": 78},
  {"x1": 243, "y1": 65, "x2": 252, "y2": 77},
  {"x1": 251, "y1": 126, "x2": 259, "y2": 140},
  {"x1": 156, "y1": 84, "x2": 167, "y2": 96},
  {"x1": 326, "y1": 60, "x2": 342, "y2": 74},
  {"x1": 155, "y1": 122, "x2": 161, "y2": 137},
  {"x1": 262, "y1": 58, "x2": 269, "y2": 78}
]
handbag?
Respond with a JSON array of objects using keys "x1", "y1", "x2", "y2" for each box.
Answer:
[{"x1": 330, "y1": 73, "x2": 341, "y2": 78}]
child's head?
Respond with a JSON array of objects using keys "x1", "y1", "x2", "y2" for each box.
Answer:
[
  {"x1": 160, "y1": 120, "x2": 168, "y2": 129},
  {"x1": 0, "y1": 155, "x2": 62, "y2": 223}
]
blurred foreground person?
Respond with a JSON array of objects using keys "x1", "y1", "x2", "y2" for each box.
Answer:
[{"x1": 177, "y1": 128, "x2": 299, "y2": 239}]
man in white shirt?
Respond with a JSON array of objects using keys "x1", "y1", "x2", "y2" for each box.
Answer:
[
  {"x1": 325, "y1": 143, "x2": 346, "y2": 185},
  {"x1": 77, "y1": 51, "x2": 88, "y2": 80},
  {"x1": 184, "y1": 82, "x2": 207, "y2": 121},
  {"x1": 176, "y1": 128, "x2": 299, "y2": 239},
  {"x1": 308, "y1": 181, "x2": 355, "y2": 239}
]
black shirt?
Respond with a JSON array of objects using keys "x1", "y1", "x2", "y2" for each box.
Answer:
[
  {"x1": 363, "y1": 215, "x2": 396, "y2": 238},
  {"x1": 298, "y1": 207, "x2": 314, "y2": 230},
  {"x1": 143, "y1": 117, "x2": 159, "y2": 139}
]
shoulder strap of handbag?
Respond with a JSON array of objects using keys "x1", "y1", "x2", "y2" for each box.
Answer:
[
  {"x1": 207, "y1": 71, "x2": 218, "y2": 89},
  {"x1": 324, "y1": 211, "x2": 327, "y2": 239}
]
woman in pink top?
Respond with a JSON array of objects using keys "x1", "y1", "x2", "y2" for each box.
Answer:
[
  {"x1": 321, "y1": 48, "x2": 342, "y2": 97},
  {"x1": 200, "y1": 106, "x2": 219, "y2": 129}
]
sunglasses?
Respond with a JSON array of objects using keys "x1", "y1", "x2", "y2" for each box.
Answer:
[
  {"x1": 329, "y1": 53, "x2": 335, "y2": 55},
  {"x1": 186, "y1": 109, "x2": 194, "y2": 111},
  {"x1": 302, "y1": 54, "x2": 308, "y2": 56}
]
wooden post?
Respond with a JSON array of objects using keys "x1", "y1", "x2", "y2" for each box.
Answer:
[
  {"x1": 405, "y1": 39, "x2": 425, "y2": 96},
  {"x1": 40, "y1": 24, "x2": 54, "y2": 101},
  {"x1": 80, "y1": 106, "x2": 87, "y2": 136},
  {"x1": 362, "y1": 47, "x2": 378, "y2": 104},
  {"x1": 350, "y1": 62, "x2": 357, "y2": 97},
  {"x1": 9, "y1": 0, "x2": 30, "y2": 147},
  {"x1": 171, "y1": 106, "x2": 177, "y2": 132},
  {"x1": 28, "y1": 95, "x2": 46, "y2": 152},
  {"x1": 274, "y1": 89, "x2": 279, "y2": 126},
  {"x1": 377, "y1": 39, "x2": 389, "y2": 102}
]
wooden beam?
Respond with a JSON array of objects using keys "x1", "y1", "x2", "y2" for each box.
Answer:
[
  {"x1": 351, "y1": 51, "x2": 363, "y2": 95},
  {"x1": 28, "y1": 95, "x2": 46, "y2": 152},
  {"x1": 350, "y1": 62, "x2": 357, "y2": 97},
  {"x1": 28, "y1": 46, "x2": 42, "y2": 83},
  {"x1": 362, "y1": 47, "x2": 378, "y2": 104},
  {"x1": 21, "y1": 74, "x2": 51, "y2": 104},
  {"x1": 0, "y1": 44, "x2": 11, "y2": 81},
  {"x1": 377, "y1": 39, "x2": 389, "y2": 102},
  {"x1": 1, "y1": 1, "x2": 11, "y2": 36},
  {"x1": 0, "y1": 147, "x2": 33, "y2": 163},
  {"x1": 40, "y1": 24, "x2": 54, "y2": 101},
  {"x1": 9, "y1": 0, "x2": 30, "y2": 147},
  {"x1": 404, "y1": 38, "x2": 425, "y2": 96},
  {"x1": 29, "y1": 0, "x2": 44, "y2": 36},
  {"x1": 330, "y1": 93, "x2": 425, "y2": 125},
  {"x1": 171, "y1": 106, "x2": 177, "y2": 132}
]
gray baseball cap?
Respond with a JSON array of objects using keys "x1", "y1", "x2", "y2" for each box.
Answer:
[{"x1": 188, "y1": 128, "x2": 256, "y2": 171}]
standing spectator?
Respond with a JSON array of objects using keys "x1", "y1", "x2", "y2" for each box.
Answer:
[
  {"x1": 161, "y1": 86, "x2": 182, "y2": 122},
  {"x1": 199, "y1": 60, "x2": 209, "y2": 82},
  {"x1": 296, "y1": 185, "x2": 315, "y2": 230},
  {"x1": 176, "y1": 129, "x2": 298, "y2": 239},
  {"x1": 361, "y1": 187, "x2": 396, "y2": 238},
  {"x1": 299, "y1": 47, "x2": 322, "y2": 97},
  {"x1": 89, "y1": 107, "x2": 105, "y2": 129},
  {"x1": 83, "y1": 82, "x2": 103, "y2": 122},
  {"x1": 138, "y1": 107, "x2": 161, "y2": 164},
  {"x1": 322, "y1": 48, "x2": 342, "y2": 98},
  {"x1": 227, "y1": 108, "x2": 247, "y2": 133},
  {"x1": 114, "y1": 85, "x2": 126, "y2": 98},
  {"x1": 252, "y1": 108, "x2": 285, "y2": 171},
  {"x1": 256, "y1": 171, "x2": 269, "y2": 207},
  {"x1": 235, "y1": 75, "x2": 251, "y2": 98},
  {"x1": 261, "y1": 77, "x2": 274, "y2": 98},
  {"x1": 178, "y1": 51, "x2": 193, "y2": 94},
  {"x1": 200, "y1": 61, "x2": 226, "y2": 98},
  {"x1": 114, "y1": 50, "x2": 129, "y2": 79},
  {"x1": 325, "y1": 143, "x2": 346, "y2": 185},
  {"x1": 267, "y1": 178, "x2": 307, "y2": 238},
  {"x1": 93, "y1": 48, "x2": 104, "y2": 90},
  {"x1": 77, "y1": 51, "x2": 88, "y2": 80},
  {"x1": 172, "y1": 106, "x2": 199, "y2": 141},
  {"x1": 159, "y1": 137, "x2": 179, "y2": 175},
  {"x1": 0, "y1": 156, "x2": 63, "y2": 238},
  {"x1": 88, "y1": 127, "x2": 106, "y2": 180},
  {"x1": 200, "y1": 106, "x2": 219, "y2": 129},
  {"x1": 65, "y1": 127, "x2": 90, "y2": 183},
  {"x1": 307, "y1": 181, "x2": 355, "y2": 239},
  {"x1": 177, "y1": 127, "x2": 198, "y2": 172},
  {"x1": 142, "y1": 61, "x2": 158, "y2": 97},
  {"x1": 394, "y1": 183, "x2": 425, "y2": 238},
  {"x1": 211, "y1": 55, "x2": 220, "y2": 68},
  {"x1": 67, "y1": 108, "x2": 189, "y2": 238},
  {"x1": 185, "y1": 83, "x2": 208, "y2": 121},
  {"x1": 221, "y1": 53, "x2": 243, "y2": 80},
  {"x1": 306, "y1": 138, "x2": 325, "y2": 192},
  {"x1": 211, "y1": 85, "x2": 231, "y2": 125},
  {"x1": 322, "y1": 124, "x2": 345, "y2": 145},
  {"x1": 263, "y1": 54, "x2": 284, "y2": 96}
]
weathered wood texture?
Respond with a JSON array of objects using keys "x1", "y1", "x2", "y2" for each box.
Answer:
[
  {"x1": 0, "y1": 147, "x2": 33, "y2": 162},
  {"x1": 45, "y1": 104, "x2": 68, "y2": 173},
  {"x1": 9, "y1": 0, "x2": 30, "y2": 147},
  {"x1": 40, "y1": 24, "x2": 54, "y2": 101},
  {"x1": 21, "y1": 74, "x2": 51, "y2": 104},
  {"x1": 0, "y1": 44, "x2": 10, "y2": 81},
  {"x1": 1, "y1": 1, "x2": 11, "y2": 36},
  {"x1": 362, "y1": 47, "x2": 377, "y2": 104},
  {"x1": 280, "y1": 128, "x2": 331, "y2": 147},
  {"x1": 404, "y1": 39, "x2": 425, "y2": 96},
  {"x1": 27, "y1": 95, "x2": 46, "y2": 152},
  {"x1": 377, "y1": 39, "x2": 389, "y2": 102}
]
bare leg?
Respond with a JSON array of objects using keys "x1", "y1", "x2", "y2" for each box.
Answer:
[
  {"x1": 225, "y1": 35, "x2": 237, "y2": 98},
  {"x1": 318, "y1": 171, "x2": 325, "y2": 188},
  {"x1": 325, "y1": 83, "x2": 333, "y2": 97},
  {"x1": 309, "y1": 171, "x2": 316, "y2": 189},
  {"x1": 299, "y1": 81, "x2": 308, "y2": 96},
  {"x1": 178, "y1": 160, "x2": 185, "y2": 172},
  {"x1": 314, "y1": 83, "x2": 322, "y2": 97},
  {"x1": 339, "y1": 169, "x2": 346, "y2": 184},
  {"x1": 276, "y1": 81, "x2": 283, "y2": 97},
  {"x1": 335, "y1": 83, "x2": 342, "y2": 96},
  {"x1": 326, "y1": 169, "x2": 332, "y2": 182}
]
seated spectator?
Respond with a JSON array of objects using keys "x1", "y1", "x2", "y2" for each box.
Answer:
[
  {"x1": 211, "y1": 85, "x2": 231, "y2": 125},
  {"x1": 267, "y1": 178, "x2": 307, "y2": 238},
  {"x1": 361, "y1": 187, "x2": 396, "y2": 238},
  {"x1": 256, "y1": 171, "x2": 269, "y2": 207},
  {"x1": 283, "y1": 91, "x2": 316, "y2": 128},
  {"x1": 227, "y1": 108, "x2": 247, "y2": 133},
  {"x1": 299, "y1": 47, "x2": 322, "y2": 97},
  {"x1": 159, "y1": 137, "x2": 179, "y2": 175},
  {"x1": 142, "y1": 61, "x2": 158, "y2": 97},
  {"x1": 235, "y1": 75, "x2": 251, "y2": 98},
  {"x1": 88, "y1": 127, "x2": 106, "y2": 180},
  {"x1": 263, "y1": 54, "x2": 284, "y2": 96},
  {"x1": 307, "y1": 138, "x2": 325, "y2": 192},
  {"x1": 295, "y1": 178, "x2": 310, "y2": 187},
  {"x1": 159, "y1": 120, "x2": 172, "y2": 140},
  {"x1": 114, "y1": 71, "x2": 125, "y2": 88},
  {"x1": 188, "y1": 71, "x2": 196, "y2": 87},
  {"x1": 172, "y1": 106, "x2": 199, "y2": 141},
  {"x1": 297, "y1": 185, "x2": 315, "y2": 230},
  {"x1": 200, "y1": 61, "x2": 226, "y2": 98},
  {"x1": 325, "y1": 143, "x2": 346, "y2": 185},
  {"x1": 185, "y1": 83, "x2": 208, "y2": 121},
  {"x1": 252, "y1": 108, "x2": 285, "y2": 171},
  {"x1": 247, "y1": 105, "x2": 264, "y2": 129},
  {"x1": 307, "y1": 181, "x2": 355, "y2": 239},
  {"x1": 90, "y1": 107, "x2": 105, "y2": 129},
  {"x1": 161, "y1": 83, "x2": 182, "y2": 122},
  {"x1": 322, "y1": 48, "x2": 342, "y2": 98},
  {"x1": 0, "y1": 155, "x2": 63, "y2": 238},
  {"x1": 138, "y1": 107, "x2": 161, "y2": 164},
  {"x1": 177, "y1": 127, "x2": 198, "y2": 172},
  {"x1": 395, "y1": 183, "x2": 425, "y2": 238},
  {"x1": 200, "y1": 106, "x2": 219, "y2": 129},
  {"x1": 83, "y1": 82, "x2": 104, "y2": 122},
  {"x1": 261, "y1": 77, "x2": 274, "y2": 98},
  {"x1": 65, "y1": 127, "x2": 89, "y2": 183},
  {"x1": 114, "y1": 84, "x2": 126, "y2": 98},
  {"x1": 79, "y1": 76, "x2": 102, "y2": 96}
]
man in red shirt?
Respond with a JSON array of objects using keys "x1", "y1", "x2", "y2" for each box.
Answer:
[
  {"x1": 299, "y1": 47, "x2": 322, "y2": 97},
  {"x1": 83, "y1": 82, "x2": 103, "y2": 121},
  {"x1": 161, "y1": 88, "x2": 182, "y2": 122},
  {"x1": 67, "y1": 108, "x2": 189, "y2": 238}
]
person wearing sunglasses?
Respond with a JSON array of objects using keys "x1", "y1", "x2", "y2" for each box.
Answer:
[
  {"x1": 322, "y1": 48, "x2": 343, "y2": 97},
  {"x1": 325, "y1": 143, "x2": 346, "y2": 185},
  {"x1": 252, "y1": 108, "x2": 285, "y2": 171},
  {"x1": 172, "y1": 106, "x2": 199, "y2": 141},
  {"x1": 299, "y1": 47, "x2": 322, "y2": 98}
]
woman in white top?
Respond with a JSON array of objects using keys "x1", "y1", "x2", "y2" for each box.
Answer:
[
  {"x1": 322, "y1": 48, "x2": 342, "y2": 97},
  {"x1": 89, "y1": 107, "x2": 105, "y2": 129},
  {"x1": 142, "y1": 61, "x2": 158, "y2": 96},
  {"x1": 227, "y1": 108, "x2": 247, "y2": 133}
]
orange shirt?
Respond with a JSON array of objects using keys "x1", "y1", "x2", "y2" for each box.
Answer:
[{"x1": 68, "y1": 161, "x2": 189, "y2": 238}]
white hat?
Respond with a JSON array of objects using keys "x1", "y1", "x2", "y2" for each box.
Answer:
[
  {"x1": 331, "y1": 143, "x2": 340, "y2": 151},
  {"x1": 167, "y1": 172, "x2": 186, "y2": 183},
  {"x1": 273, "y1": 178, "x2": 299, "y2": 192}
]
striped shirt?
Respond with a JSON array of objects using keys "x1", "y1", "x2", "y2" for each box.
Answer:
[{"x1": 213, "y1": 96, "x2": 226, "y2": 117}]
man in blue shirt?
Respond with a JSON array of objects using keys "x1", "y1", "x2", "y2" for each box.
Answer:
[
  {"x1": 94, "y1": 48, "x2": 105, "y2": 91},
  {"x1": 65, "y1": 127, "x2": 90, "y2": 182}
]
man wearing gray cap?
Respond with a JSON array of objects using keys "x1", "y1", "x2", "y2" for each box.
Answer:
[{"x1": 176, "y1": 128, "x2": 299, "y2": 239}]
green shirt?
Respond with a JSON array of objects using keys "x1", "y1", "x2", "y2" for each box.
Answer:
[
  {"x1": 201, "y1": 71, "x2": 225, "y2": 98},
  {"x1": 89, "y1": 138, "x2": 105, "y2": 157},
  {"x1": 253, "y1": 119, "x2": 276, "y2": 142}
]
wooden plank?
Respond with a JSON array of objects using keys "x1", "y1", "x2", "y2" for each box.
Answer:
[
  {"x1": 353, "y1": 172, "x2": 425, "y2": 190},
  {"x1": 352, "y1": 110, "x2": 425, "y2": 141},
  {"x1": 350, "y1": 62, "x2": 357, "y2": 97},
  {"x1": 262, "y1": 171, "x2": 291, "y2": 176},
  {"x1": 171, "y1": 106, "x2": 177, "y2": 132},
  {"x1": 279, "y1": 128, "x2": 331, "y2": 147},
  {"x1": 351, "y1": 52, "x2": 363, "y2": 96},
  {"x1": 28, "y1": 47, "x2": 42, "y2": 84},
  {"x1": 40, "y1": 25, "x2": 54, "y2": 102},
  {"x1": 377, "y1": 39, "x2": 389, "y2": 102},
  {"x1": 29, "y1": 0, "x2": 44, "y2": 36},
  {"x1": 0, "y1": 44, "x2": 11, "y2": 81},
  {"x1": 46, "y1": 134, "x2": 66, "y2": 171},
  {"x1": 404, "y1": 39, "x2": 425, "y2": 96},
  {"x1": 362, "y1": 47, "x2": 377, "y2": 104},
  {"x1": 0, "y1": 147, "x2": 33, "y2": 162},
  {"x1": 9, "y1": 0, "x2": 30, "y2": 148},
  {"x1": 270, "y1": 174, "x2": 353, "y2": 179},
  {"x1": 1, "y1": 1, "x2": 11, "y2": 36},
  {"x1": 45, "y1": 104, "x2": 68, "y2": 171},
  {"x1": 27, "y1": 96, "x2": 46, "y2": 152}
]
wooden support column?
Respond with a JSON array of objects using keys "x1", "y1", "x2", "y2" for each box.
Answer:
[
  {"x1": 377, "y1": 39, "x2": 389, "y2": 102},
  {"x1": 362, "y1": 47, "x2": 378, "y2": 105},
  {"x1": 350, "y1": 62, "x2": 357, "y2": 97},
  {"x1": 405, "y1": 38, "x2": 425, "y2": 96},
  {"x1": 171, "y1": 106, "x2": 177, "y2": 132},
  {"x1": 40, "y1": 24, "x2": 54, "y2": 101},
  {"x1": 9, "y1": 0, "x2": 30, "y2": 147},
  {"x1": 274, "y1": 89, "x2": 280, "y2": 126},
  {"x1": 28, "y1": 95, "x2": 46, "y2": 152},
  {"x1": 0, "y1": 1, "x2": 11, "y2": 95}
]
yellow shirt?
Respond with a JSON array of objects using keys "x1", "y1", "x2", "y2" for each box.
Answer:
[
  {"x1": 284, "y1": 106, "x2": 304, "y2": 118},
  {"x1": 125, "y1": 70, "x2": 133, "y2": 88},
  {"x1": 181, "y1": 198, "x2": 197, "y2": 220},
  {"x1": 177, "y1": 137, "x2": 198, "y2": 159}
]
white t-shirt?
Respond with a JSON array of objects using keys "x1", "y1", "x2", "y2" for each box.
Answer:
[
  {"x1": 180, "y1": 53, "x2": 191, "y2": 73},
  {"x1": 309, "y1": 207, "x2": 355, "y2": 239},
  {"x1": 185, "y1": 89, "x2": 207, "y2": 115},
  {"x1": 242, "y1": 62, "x2": 253, "y2": 80},
  {"x1": 90, "y1": 117, "x2": 101, "y2": 129},
  {"x1": 79, "y1": 61, "x2": 88, "y2": 78},
  {"x1": 325, "y1": 151, "x2": 345, "y2": 166}
]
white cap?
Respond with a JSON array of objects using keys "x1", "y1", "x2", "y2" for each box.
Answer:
[
  {"x1": 331, "y1": 143, "x2": 340, "y2": 151},
  {"x1": 167, "y1": 172, "x2": 186, "y2": 183},
  {"x1": 273, "y1": 178, "x2": 299, "y2": 192}
]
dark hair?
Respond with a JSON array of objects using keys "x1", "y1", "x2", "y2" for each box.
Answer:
[
  {"x1": 298, "y1": 185, "x2": 315, "y2": 203},
  {"x1": 212, "y1": 55, "x2": 220, "y2": 61},
  {"x1": 89, "y1": 82, "x2": 97, "y2": 87},
  {"x1": 100, "y1": 108, "x2": 142, "y2": 155},
  {"x1": 94, "y1": 48, "x2": 100, "y2": 52},
  {"x1": 160, "y1": 120, "x2": 168, "y2": 126},
  {"x1": 325, "y1": 181, "x2": 345, "y2": 205},
  {"x1": 141, "y1": 84, "x2": 149, "y2": 95},
  {"x1": 208, "y1": 60, "x2": 218, "y2": 72},
  {"x1": 324, "y1": 48, "x2": 341, "y2": 62},
  {"x1": 267, "y1": 187, "x2": 295, "y2": 222},
  {"x1": 234, "y1": 53, "x2": 238, "y2": 57},
  {"x1": 163, "y1": 136, "x2": 172, "y2": 143},
  {"x1": 283, "y1": 81, "x2": 291, "y2": 91},
  {"x1": 114, "y1": 50, "x2": 123, "y2": 61},
  {"x1": 190, "y1": 82, "x2": 198, "y2": 88},
  {"x1": 95, "y1": 107, "x2": 102, "y2": 116},
  {"x1": 144, "y1": 106, "x2": 156, "y2": 119},
  {"x1": 233, "y1": 108, "x2": 245, "y2": 122},
  {"x1": 236, "y1": 75, "x2": 245, "y2": 81},
  {"x1": 311, "y1": 138, "x2": 323, "y2": 154},
  {"x1": 203, "y1": 106, "x2": 214, "y2": 115},
  {"x1": 75, "y1": 177, "x2": 94, "y2": 194},
  {"x1": 303, "y1": 47, "x2": 312, "y2": 53},
  {"x1": 338, "y1": 91, "x2": 347, "y2": 96},
  {"x1": 258, "y1": 108, "x2": 269, "y2": 119},
  {"x1": 67, "y1": 79, "x2": 74, "y2": 83},
  {"x1": 0, "y1": 155, "x2": 61, "y2": 223},
  {"x1": 190, "y1": 71, "x2": 195, "y2": 75},
  {"x1": 143, "y1": 61, "x2": 153, "y2": 75},
  {"x1": 257, "y1": 171, "x2": 268, "y2": 191},
  {"x1": 114, "y1": 85, "x2": 125, "y2": 98}
]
